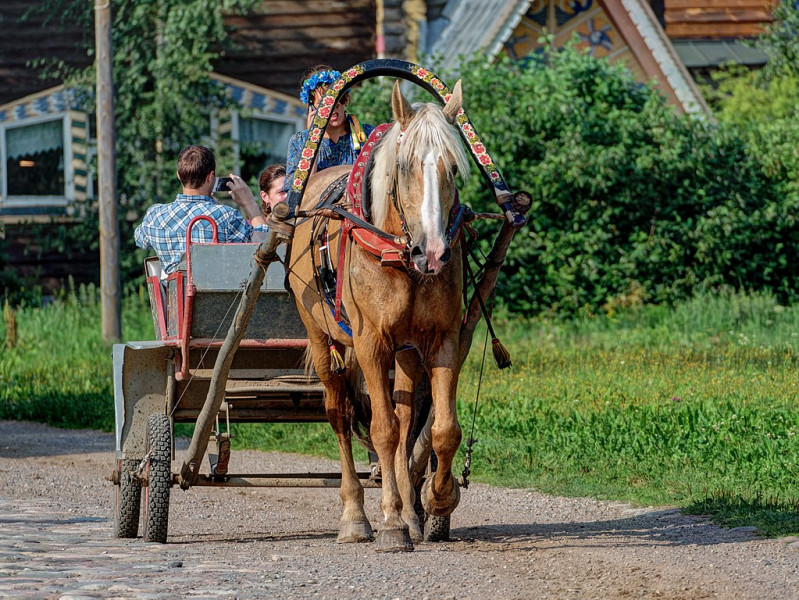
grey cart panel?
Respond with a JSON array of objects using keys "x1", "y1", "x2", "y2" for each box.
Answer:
[
  {"x1": 113, "y1": 342, "x2": 172, "y2": 460},
  {"x1": 188, "y1": 244, "x2": 307, "y2": 340}
]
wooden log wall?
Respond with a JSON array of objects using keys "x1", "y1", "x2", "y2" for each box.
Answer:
[
  {"x1": 664, "y1": 0, "x2": 776, "y2": 39},
  {"x1": 218, "y1": 0, "x2": 376, "y2": 97},
  {"x1": 0, "y1": 1, "x2": 377, "y2": 107},
  {"x1": 0, "y1": 2, "x2": 90, "y2": 106}
]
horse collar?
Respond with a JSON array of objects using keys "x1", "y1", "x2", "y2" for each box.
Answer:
[{"x1": 344, "y1": 124, "x2": 410, "y2": 268}]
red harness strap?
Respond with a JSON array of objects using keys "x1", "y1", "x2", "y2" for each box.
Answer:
[
  {"x1": 332, "y1": 124, "x2": 465, "y2": 322},
  {"x1": 335, "y1": 124, "x2": 395, "y2": 321}
]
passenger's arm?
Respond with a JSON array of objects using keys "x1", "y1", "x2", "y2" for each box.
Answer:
[
  {"x1": 227, "y1": 174, "x2": 266, "y2": 227},
  {"x1": 134, "y1": 219, "x2": 150, "y2": 249}
]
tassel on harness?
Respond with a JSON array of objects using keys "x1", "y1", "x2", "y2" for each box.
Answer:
[
  {"x1": 329, "y1": 344, "x2": 346, "y2": 375},
  {"x1": 491, "y1": 337, "x2": 512, "y2": 370},
  {"x1": 464, "y1": 257, "x2": 512, "y2": 370}
]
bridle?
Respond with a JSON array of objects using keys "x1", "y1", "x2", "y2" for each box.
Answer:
[{"x1": 307, "y1": 123, "x2": 467, "y2": 323}]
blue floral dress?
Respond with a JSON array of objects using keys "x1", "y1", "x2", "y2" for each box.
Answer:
[{"x1": 283, "y1": 122, "x2": 375, "y2": 191}]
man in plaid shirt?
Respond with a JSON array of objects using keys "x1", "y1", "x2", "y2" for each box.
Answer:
[{"x1": 134, "y1": 145, "x2": 269, "y2": 275}]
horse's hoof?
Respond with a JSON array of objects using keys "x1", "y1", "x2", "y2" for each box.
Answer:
[
  {"x1": 421, "y1": 474, "x2": 460, "y2": 517},
  {"x1": 406, "y1": 518, "x2": 423, "y2": 543},
  {"x1": 337, "y1": 520, "x2": 374, "y2": 543},
  {"x1": 375, "y1": 528, "x2": 414, "y2": 552}
]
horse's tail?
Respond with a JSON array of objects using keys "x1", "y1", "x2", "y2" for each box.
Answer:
[
  {"x1": 304, "y1": 344, "x2": 374, "y2": 451},
  {"x1": 344, "y1": 349, "x2": 374, "y2": 452},
  {"x1": 303, "y1": 343, "x2": 315, "y2": 378}
]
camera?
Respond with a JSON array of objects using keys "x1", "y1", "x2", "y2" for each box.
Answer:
[{"x1": 213, "y1": 176, "x2": 234, "y2": 193}]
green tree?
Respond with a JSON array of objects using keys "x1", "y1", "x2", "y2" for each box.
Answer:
[
  {"x1": 25, "y1": 0, "x2": 259, "y2": 288},
  {"x1": 358, "y1": 46, "x2": 791, "y2": 315},
  {"x1": 709, "y1": 3, "x2": 799, "y2": 221},
  {"x1": 756, "y1": 1, "x2": 799, "y2": 80}
]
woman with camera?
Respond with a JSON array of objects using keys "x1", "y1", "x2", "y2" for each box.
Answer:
[{"x1": 283, "y1": 64, "x2": 375, "y2": 190}]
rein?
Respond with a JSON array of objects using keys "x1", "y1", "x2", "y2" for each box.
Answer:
[{"x1": 302, "y1": 123, "x2": 470, "y2": 323}]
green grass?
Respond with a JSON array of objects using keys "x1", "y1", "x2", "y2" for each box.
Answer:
[
  {"x1": 2, "y1": 287, "x2": 799, "y2": 535},
  {"x1": 0, "y1": 283, "x2": 154, "y2": 429},
  {"x1": 457, "y1": 290, "x2": 799, "y2": 536}
]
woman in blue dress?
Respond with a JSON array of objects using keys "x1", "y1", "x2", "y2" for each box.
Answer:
[{"x1": 284, "y1": 64, "x2": 375, "y2": 191}]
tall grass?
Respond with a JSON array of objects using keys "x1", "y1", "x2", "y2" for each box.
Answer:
[
  {"x1": 459, "y1": 289, "x2": 799, "y2": 535},
  {"x1": 0, "y1": 284, "x2": 153, "y2": 429},
  {"x1": 2, "y1": 288, "x2": 799, "y2": 535}
]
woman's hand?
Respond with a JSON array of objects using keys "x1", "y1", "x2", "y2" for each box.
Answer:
[
  {"x1": 227, "y1": 174, "x2": 264, "y2": 224},
  {"x1": 306, "y1": 105, "x2": 317, "y2": 128}
]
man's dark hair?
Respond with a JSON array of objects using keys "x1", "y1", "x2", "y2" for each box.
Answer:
[
  {"x1": 177, "y1": 145, "x2": 215, "y2": 188},
  {"x1": 259, "y1": 163, "x2": 286, "y2": 193}
]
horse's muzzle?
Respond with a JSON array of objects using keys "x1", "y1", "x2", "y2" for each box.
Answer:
[{"x1": 410, "y1": 243, "x2": 451, "y2": 275}]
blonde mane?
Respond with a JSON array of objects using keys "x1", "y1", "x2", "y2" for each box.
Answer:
[{"x1": 369, "y1": 103, "x2": 471, "y2": 229}]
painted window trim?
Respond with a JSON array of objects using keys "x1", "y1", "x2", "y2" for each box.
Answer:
[
  {"x1": 230, "y1": 108, "x2": 304, "y2": 173},
  {"x1": 1, "y1": 112, "x2": 73, "y2": 208},
  {"x1": 0, "y1": 76, "x2": 305, "y2": 219}
]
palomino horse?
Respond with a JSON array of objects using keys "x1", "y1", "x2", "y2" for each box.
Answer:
[{"x1": 287, "y1": 80, "x2": 470, "y2": 552}]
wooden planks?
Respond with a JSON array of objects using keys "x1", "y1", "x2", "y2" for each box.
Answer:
[
  {"x1": 217, "y1": 0, "x2": 376, "y2": 96},
  {"x1": 663, "y1": 0, "x2": 775, "y2": 39},
  {"x1": 0, "y1": 1, "x2": 376, "y2": 106},
  {"x1": 0, "y1": 2, "x2": 90, "y2": 106}
]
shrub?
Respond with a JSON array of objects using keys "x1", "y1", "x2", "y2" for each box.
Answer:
[{"x1": 358, "y1": 46, "x2": 794, "y2": 315}]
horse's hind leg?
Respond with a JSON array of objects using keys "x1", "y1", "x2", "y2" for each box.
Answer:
[
  {"x1": 393, "y1": 349, "x2": 424, "y2": 542},
  {"x1": 307, "y1": 333, "x2": 373, "y2": 543}
]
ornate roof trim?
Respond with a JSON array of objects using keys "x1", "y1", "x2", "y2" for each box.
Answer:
[
  {"x1": 209, "y1": 73, "x2": 307, "y2": 121},
  {"x1": 430, "y1": 0, "x2": 710, "y2": 115},
  {"x1": 432, "y1": 0, "x2": 530, "y2": 69},
  {"x1": 0, "y1": 86, "x2": 83, "y2": 124}
]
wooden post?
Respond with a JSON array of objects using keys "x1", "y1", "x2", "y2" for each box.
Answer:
[{"x1": 95, "y1": 0, "x2": 121, "y2": 343}]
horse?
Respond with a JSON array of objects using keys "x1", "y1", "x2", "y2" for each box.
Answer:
[{"x1": 286, "y1": 80, "x2": 470, "y2": 552}]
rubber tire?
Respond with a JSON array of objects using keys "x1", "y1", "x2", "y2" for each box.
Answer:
[
  {"x1": 414, "y1": 451, "x2": 451, "y2": 542},
  {"x1": 114, "y1": 458, "x2": 141, "y2": 538},
  {"x1": 143, "y1": 414, "x2": 171, "y2": 543},
  {"x1": 424, "y1": 514, "x2": 451, "y2": 542}
]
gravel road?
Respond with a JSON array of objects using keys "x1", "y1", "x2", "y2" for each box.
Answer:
[{"x1": 1, "y1": 419, "x2": 798, "y2": 599}]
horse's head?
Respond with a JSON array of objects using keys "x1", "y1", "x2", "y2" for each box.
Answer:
[{"x1": 370, "y1": 80, "x2": 471, "y2": 275}]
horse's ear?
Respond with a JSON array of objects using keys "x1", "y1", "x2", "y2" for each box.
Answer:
[
  {"x1": 392, "y1": 80, "x2": 415, "y2": 128},
  {"x1": 442, "y1": 79, "x2": 463, "y2": 124}
]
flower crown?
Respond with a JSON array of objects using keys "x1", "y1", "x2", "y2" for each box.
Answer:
[{"x1": 300, "y1": 70, "x2": 341, "y2": 105}]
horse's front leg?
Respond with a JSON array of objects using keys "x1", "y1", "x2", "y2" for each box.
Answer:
[
  {"x1": 393, "y1": 349, "x2": 424, "y2": 542},
  {"x1": 421, "y1": 338, "x2": 463, "y2": 517},
  {"x1": 355, "y1": 334, "x2": 413, "y2": 552},
  {"x1": 306, "y1": 331, "x2": 372, "y2": 543}
]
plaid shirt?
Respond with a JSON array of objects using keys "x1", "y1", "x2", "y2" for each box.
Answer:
[{"x1": 134, "y1": 194, "x2": 268, "y2": 274}]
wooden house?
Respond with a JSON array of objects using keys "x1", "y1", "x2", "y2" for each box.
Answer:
[
  {"x1": 659, "y1": 0, "x2": 775, "y2": 76},
  {"x1": 0, "y1": 0, "x2": 779, "y2": 294},
  {"x1": 0, "y1": 1, "x2": 376, "y2": 294}
]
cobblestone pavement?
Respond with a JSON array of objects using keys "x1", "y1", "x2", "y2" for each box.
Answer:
[{"x1": 1, "y1": 420, "x2": 799, "y2": 599}]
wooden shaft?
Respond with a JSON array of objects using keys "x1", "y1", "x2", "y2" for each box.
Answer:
[
  {"x1": 179, "y1": 217, "x2": 287, "y2": 489},
  {"x1": 458, "y1": 220, "x2": 518, "y2": 367}
]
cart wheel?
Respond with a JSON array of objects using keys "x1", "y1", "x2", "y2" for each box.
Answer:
[
  {"x1": 413, "y1": 451, "x2": 451, "y2": 542},
  {"x1": 114, "y1": 458, "x2": 141, "y2": 538},
  {"x1": 424, "y1": 514, "x2": 451, "y2": 542},
  {"x1": 143, "y1": 414, "x2": 171, "y2": 543}
]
